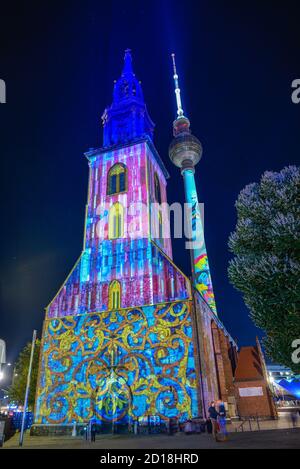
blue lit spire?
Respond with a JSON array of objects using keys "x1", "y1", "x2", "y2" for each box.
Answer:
[
  {"x1": 123, "y1": 48, "x2": 134, "y2": 75},
  {"x1": 102, "y1": 49, "x2": 155, "y2": 147}
]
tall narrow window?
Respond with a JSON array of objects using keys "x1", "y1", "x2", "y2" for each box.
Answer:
[
  {"x1": 154, "y1": 173, "x2": 162, "y2": 204},
  {"x1": 158, "y1": 210, "x2": 163, "y2": 241},
  {"x1": 107, "y1": 163, "x2": 127, "y2": 195},
  {"x1": 108, "y1": 280, "x2": 121, "y2": 310},
  {"x1": 109, "y1": 202, "x2": 124, "y2": 239}
]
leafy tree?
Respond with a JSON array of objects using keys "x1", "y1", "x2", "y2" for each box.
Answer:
[
  {"x1": 8, "y1": 339, "x2": 41, "y2": 410},
  {"x1": 228, "y1": 166, "x2": 300, "y2": 372}
]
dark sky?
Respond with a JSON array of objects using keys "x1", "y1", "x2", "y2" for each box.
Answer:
[{"x1": 0, "y1": 0, "x2": 299, "y2": 368}]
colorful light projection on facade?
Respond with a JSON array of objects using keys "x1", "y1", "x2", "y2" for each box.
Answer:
[
  {"x1": 35, "y1": 302, "x2": 198, "y2": 424},
  {"x1": 36, "y1": 50, "x2": 202, "y2": 426},
  {"x1": 182, "y1": 168, "x2": 217, "y2": 314},
  {"x1": 169, "y1": 54, "x2": 218, "y2": 315},
  {"x1": 47, "y1": 238, "x2": 190, "y2": 318},
  {"x1": 47, "y1": 140, "x2": 190, "y2": 319}
]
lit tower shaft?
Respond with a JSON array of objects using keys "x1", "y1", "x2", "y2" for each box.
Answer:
[{"x1": 169, "y1": 54, "x2": 217, "y2": 314}]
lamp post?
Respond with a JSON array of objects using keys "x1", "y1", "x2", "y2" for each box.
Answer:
[
  {"x1": 0, "y1": 362, "x2": 11, "y2": 383},
  {"x1": 19, "y1": 330, "x2": 37, "y2": 447},
  {"x1": 0, "y1": 388, "x2": 9, "y2": 413}
]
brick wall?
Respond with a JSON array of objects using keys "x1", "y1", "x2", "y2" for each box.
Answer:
[
  {"x1": 235, "y1": 381, "x2": 277, "y2": 418},
  {"x1": 211, "y1": 322, "x2": 238, "y2": 417},
  {"x1": 218, "y1": 331, "x2": 238, "y2": 417}
]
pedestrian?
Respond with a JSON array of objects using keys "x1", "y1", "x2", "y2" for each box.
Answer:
[
  {"x1": 208, "y1": 401, "x2": 220, "y2": 441},
  {"x1": 91, "y1": 422, "x2": 97, "y2": 442},
  {"x1": 290, "y1": 411, "x2": 298, "y2": 428},
  {"x1": 184, "y1": 419, "x2": 193, "y2": 435},
  {"x1": 217, "y1": 400, "x2": 228, "y2": 441},
  {"x1": 168, "y1": 417, "x2": 178, "y2": 435}
]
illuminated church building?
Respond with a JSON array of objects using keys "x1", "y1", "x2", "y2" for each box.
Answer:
[{"x1": 35, "y1": 50, "x2": 239, "y2": 428}]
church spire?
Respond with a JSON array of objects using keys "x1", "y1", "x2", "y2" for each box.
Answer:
[
  {"x1": 122, "y1": 48, "x2": 134, "y2": 76},
  {"x1": 102, "y1": 50, "x2": 155, "y2": 147}
]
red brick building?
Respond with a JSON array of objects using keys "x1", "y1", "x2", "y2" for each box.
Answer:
[{"x1": 234, "y1": 340, "x2": 277, "y2": 418}]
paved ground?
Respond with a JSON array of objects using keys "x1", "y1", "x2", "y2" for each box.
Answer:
[
  {"x1": 230, "y1": 412, "x2": 300, "y2": 432},
  {"x1": 2, "y1": 428, "x2": 300, "y2": 449}
]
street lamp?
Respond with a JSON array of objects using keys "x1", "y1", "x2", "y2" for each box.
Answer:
[{"x1": 0, "y1": 362, "x2": 13, "y2": 382}]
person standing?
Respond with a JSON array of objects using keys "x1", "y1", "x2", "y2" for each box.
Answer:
[
  {"x1": 91, "y1": 422, "x2": 97, "y2": 442},
  {"x1": 217, "y1": 400, "x2": 228, "y2": 441},
  {"x1": 184, "y1": 419, "x2": 193, "y2": 435},
  {"x1": 208, "y1": 401, "x2": 219, "y2": 441},
  {"x1": 290, "y1": 410, "x2": 298, "y2": 428}
]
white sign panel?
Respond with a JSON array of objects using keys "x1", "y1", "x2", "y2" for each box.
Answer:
[{"x1": 238, "y1": 387, "x2": 263, "y2": 397}]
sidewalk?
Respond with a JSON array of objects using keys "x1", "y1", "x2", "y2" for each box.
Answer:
[
  {"x1": 228, "y1": 413, "x2": 300, "y2": 433},
  {"x1": 2, "y1": 428, "x2": 300, "y2": 449}
]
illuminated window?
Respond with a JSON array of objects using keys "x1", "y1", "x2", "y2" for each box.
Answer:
[
  {"x1": 158, "y1": 210, "x2": 163, "y2": 241},
  {"x1": 154, "y1": 173, "x2": 161, "y2": 204},
  {"x1": 107, "y1": 163, "x2": 127, "y2": 195},
  {"x1": 109, "y1": 202, "x2": 124, "y2": 239},
  {"x1": 108, "y1": 280, "x2": 121, "y2": 310}
]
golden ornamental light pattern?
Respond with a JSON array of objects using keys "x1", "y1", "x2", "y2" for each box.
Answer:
[{"x1": 35, "y1": 301, "x2": 198, "y2": 424}]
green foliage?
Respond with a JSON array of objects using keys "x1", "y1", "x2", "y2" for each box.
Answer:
[
  {"x1": 8, "y1": 339, "x2": 41, "y2": 410},
  {"x1": 228, "y1": 166, "x2": 300, "y2": 372}
]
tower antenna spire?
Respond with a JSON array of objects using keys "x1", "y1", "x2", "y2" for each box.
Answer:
[{"x1": 171, "y1": 53, "x2": 184, "y2": 118}]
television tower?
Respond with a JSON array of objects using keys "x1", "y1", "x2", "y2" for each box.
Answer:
[{"x1": 168, "y1": 54, "x2": 218, "y2": 314}]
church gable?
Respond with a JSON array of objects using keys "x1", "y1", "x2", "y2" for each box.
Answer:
[{"x1": 46, "y1": 239, "x2": 191, "y2": 319}]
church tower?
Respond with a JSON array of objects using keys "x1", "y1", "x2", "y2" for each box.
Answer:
[
  {"x1": 34, "y1": 51, "x2": 203, "y2": 429},
  {"x1": 34, "y1": 51, "x2": 239, "y2": 430}
]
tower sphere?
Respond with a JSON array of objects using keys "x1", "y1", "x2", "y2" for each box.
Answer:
[{"x1": 168, "y1": 117, "x2": 202, "y2": 171}]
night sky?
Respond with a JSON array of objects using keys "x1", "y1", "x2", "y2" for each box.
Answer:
[{"x1": 0, "y1": 1, "x2": 299, "y2": 369}]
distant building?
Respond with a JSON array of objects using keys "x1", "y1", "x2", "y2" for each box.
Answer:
[
  {"x1": 267, "y1": 364, "x2": 293, "y2": 378},
  {"x1": 267, "y1": 364, "x2": 300, "y2": 400}
]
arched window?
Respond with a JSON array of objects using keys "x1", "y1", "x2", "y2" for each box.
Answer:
[
  {"x1": 154, "y1": 173, "x2": 162, "y2": 204},
  {"x1": 107, "y1": 163, "x2": 127, "y2": 195},
  {"x1": 109, "y1": 202, "x2": 124, "y2": 239},
  {"x1": 158, "y1": 210, "x2": 163, "y2": 241},
  {"x1": 108, "y1": 280, "x2": 121, "y2": 310}
]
